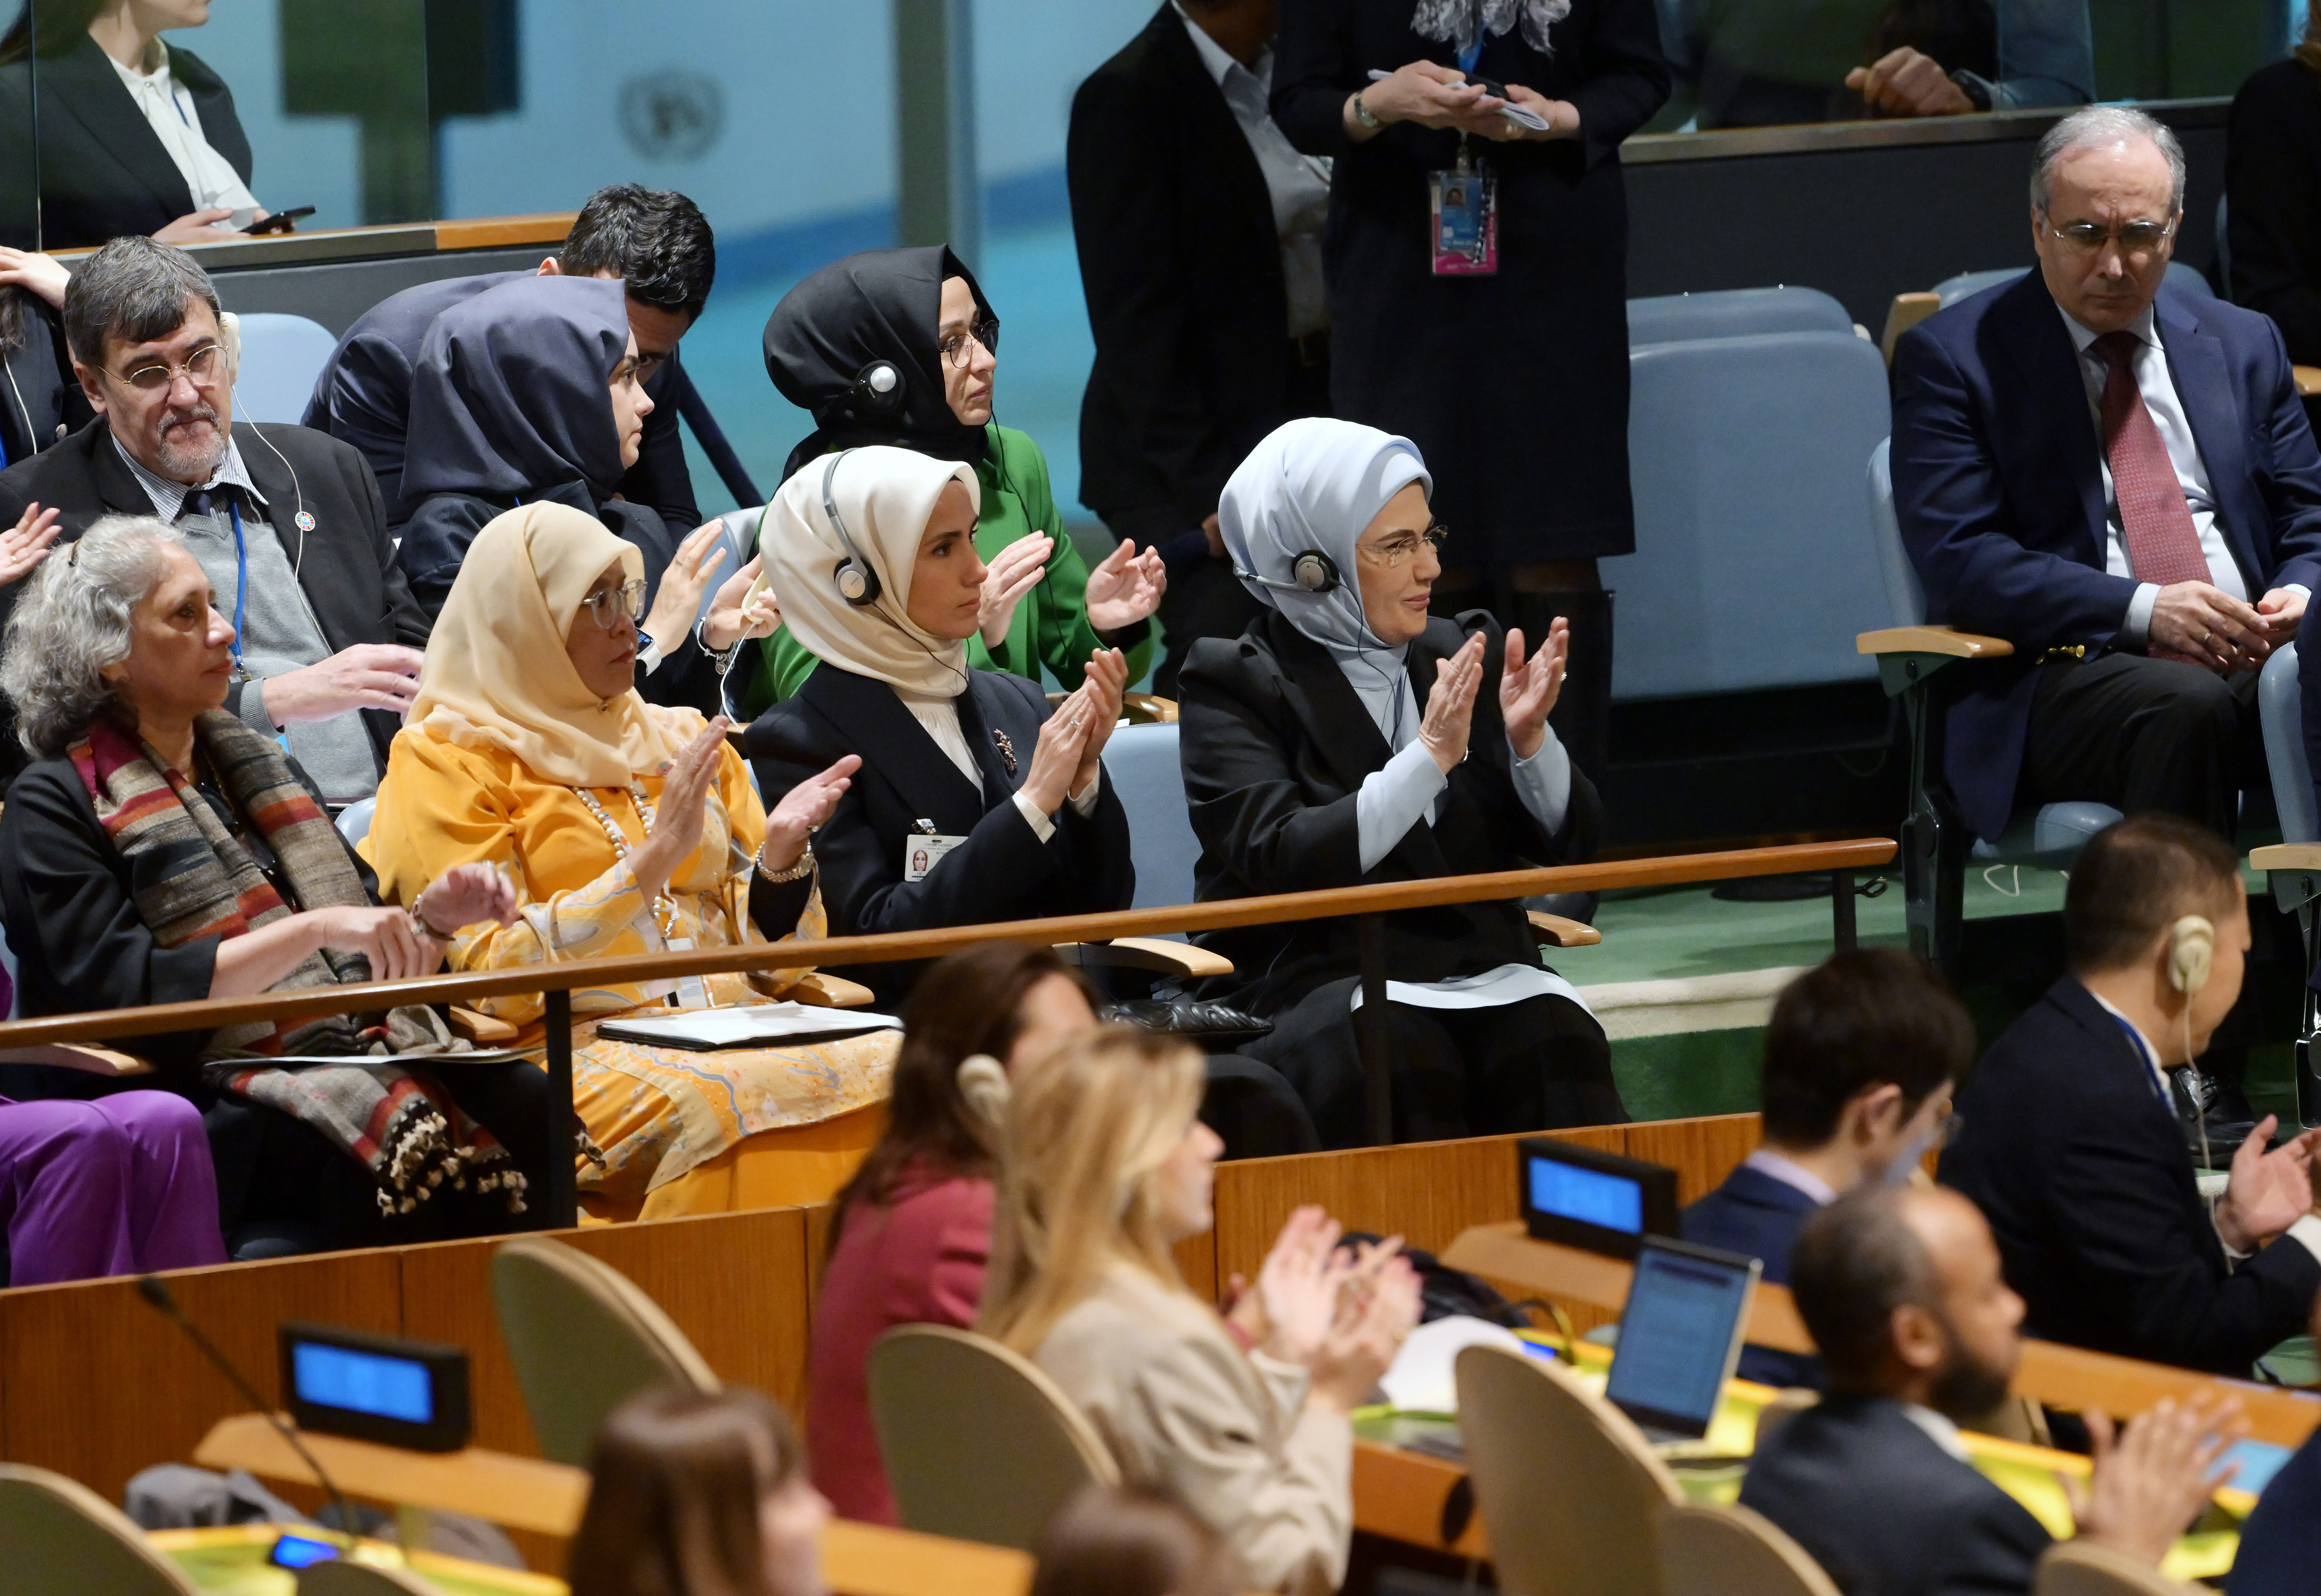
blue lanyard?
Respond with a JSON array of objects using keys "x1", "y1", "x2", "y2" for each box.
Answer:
[
  {"x1": 227, "y1": 496, "x2": 247, "y2": 675},
  {"x1": 2105, "y1": 1010, "x2": 2173, "y2": 1111},
  {"x1": 1458, "y1": 37, "x2": 1484, "y2": 75}
]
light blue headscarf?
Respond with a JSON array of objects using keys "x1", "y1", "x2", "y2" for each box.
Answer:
[{"x1": 1219, "y1": 418, "x2": 1436, "y2": 746}]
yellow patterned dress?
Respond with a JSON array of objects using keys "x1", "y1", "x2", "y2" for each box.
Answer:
[{"x1": 362, "y1": 713, "x2": 898, "y2": 1221}]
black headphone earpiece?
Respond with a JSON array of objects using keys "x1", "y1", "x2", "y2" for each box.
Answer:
[
  {"x1": 850, "y1": 359, "x2": 905, "y2": 417},
  {"x1": 1290, "y1": 550, "x2": 1340, "y2": 594},
  {"x1": 822, "y1": 449, "x2": 881, "y2": 606}
]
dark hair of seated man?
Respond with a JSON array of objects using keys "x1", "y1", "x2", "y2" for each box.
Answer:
[
  {"x1": 1030, "y1": 1482, "x2": 1246, "y2": 1596},
  {"x1": 558, "y1": 183, "x2": 717, "y2": 328},
  {"x1": 1760, "y1": 947, "x2": 1974, "y2": 1155},
  {"x1": 2062, "y1": 813, "x2": 2242, "y2": 977}
]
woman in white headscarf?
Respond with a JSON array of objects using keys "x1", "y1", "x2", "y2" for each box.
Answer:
[
  {"x1": 362, "y1": 503, "x2": 899, "y2": 1220},
  {"x1": 1177, "y1": 417, "x2": 1622, "y2": 1148},
  {"x1": 742, "y1": 446, "x2": 1134, "y2": 1008}
]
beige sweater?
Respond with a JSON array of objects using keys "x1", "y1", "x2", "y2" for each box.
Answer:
[{"x1": 1034, "y1": 1263, "x2": 1354, "y2": 1596}]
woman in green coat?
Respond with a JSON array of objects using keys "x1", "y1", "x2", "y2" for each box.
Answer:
[{"x1": 741, "y1": 247, "x2": 1164, "y2": 712}]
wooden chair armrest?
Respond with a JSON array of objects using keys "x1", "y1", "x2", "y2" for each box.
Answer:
[
  {"x1": 790, "y1": 970, "x2": 877, "y2": 1009},
  {"x1": 2296, "y1": 365, "x2": 2321, "y2": 397},
  {"x1": 1122, "y1": 692, "x2": 1178, "y2": 724},
  {"x1": 1527, "y1": 910, "x2": 1603, "y2": 948},
  {"x1": 447, "y1": 1007, "x2": 521, "y2": 1045},
  {"x1": 0, "y1": 1044, "x2": 154, "y2": 1077},
  {"x1": 1856, "y1": 626, "x2": 2015, "y2": 659},
  {"x1": 1879, "y1": 291, "x2": 1941, "y2": 364},
  {"x1": 1057, "y1": 937, "x2": 1235, "y2": 979},
  {"x1": 2251, "y1": 844, "x2": 2321, "y2": 871}
]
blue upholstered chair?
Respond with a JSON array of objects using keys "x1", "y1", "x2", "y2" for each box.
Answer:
[
  {"x1": 1626, "y1": 287, "x2": 1855, "y2": 347},
  {"x1": 2252, "y1": 645, "x2": 2321, "y2": 1122},
  {"x1": 225, "y1": 312, "x2": 340, "y2": 425},
  {"x1": 1856, "y1": 438, "x2": 2120, "y2": 966}
]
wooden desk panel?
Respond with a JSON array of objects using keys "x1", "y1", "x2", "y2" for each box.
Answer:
[
  {"x1": 1352, "y1": 1439, "x2": 1489, "y2": 1559},
  {"x1": 193, "y1": 1413, "x2": 588, "y2": 1536}
]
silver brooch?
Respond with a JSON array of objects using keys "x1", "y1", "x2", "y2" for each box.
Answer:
[{"x1": 993, "y1": 727, "x2": 1017, "y2": 776}]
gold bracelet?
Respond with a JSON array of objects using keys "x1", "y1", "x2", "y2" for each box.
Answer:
[{"x1": 755, "y1": 839, "x2": 814, "y2": 883}]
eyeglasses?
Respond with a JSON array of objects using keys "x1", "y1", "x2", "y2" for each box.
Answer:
[
  {"x1": 582, "y1": 579, "x2": 647, "y2": 631},
  {"x1": 1356, "y1": 524, "x2": 1449, "y2": 569},
  {"x1": 938, "y1": 316, "x2": 1000, "y2": 370},
  {"x1": 2047, "y1": 216, "x2": 2176, "y2": 257},
  {"x1": 111, "y1": 343, "x2": 226, "y2": 393}
]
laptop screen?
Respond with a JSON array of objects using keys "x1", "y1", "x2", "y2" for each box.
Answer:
[{"x1": 1602, "y1": 1238, "x2": 1761, "y2": 1439}]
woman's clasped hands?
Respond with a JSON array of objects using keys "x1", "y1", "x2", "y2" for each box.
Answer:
[
  {"x1": 1228, "y1": 1205, "x2": 1424, "y2": 1415},
  {"x1": 1020, "y1": 648, "x2": 1128, "y2": 815},
  {"x1": 1352, "y1": 62, "x2": 1580, "y2": 142}
]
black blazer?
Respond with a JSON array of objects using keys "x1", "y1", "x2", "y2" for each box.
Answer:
[
  {"x1": 300, "y1": 270, "x2": 702, "y2": 535},
  {"x1": 0, "y1": 291, "x2": 89, "y2": 466},
  {"x1": 2228, "y1": 58, "x2": 2321, "y2": 367},
  {"x1": 1177, "y1": 610, "x2": 1600, "y2": 1013},
  {"x1": 1681, "y1": 1162, "x2": 1826, "y2": 1389},
  {"x1": 0, "y1": 35, "x2": 252, "y2": 251},
  {"x1": 1892, "y1": 269, "x2": 2321, "y2": 842},
  {"x1": 1940, "y1": 976, "x2": 2321, "y2": 1374},
  {"x1": 1068, "y1": 4, "x2": 1307, "y2": 524},
  {"x1": 1737, "y1": 1394, "x2": 2051, "y2": 1596},
  {"x1": 2229, "y1": 1423, "x2": 2321, "y2": 1595},
  {"x1": 744, "y1": 663, "x2": 1135, "y2": 1004},
  {"x1": 0, "y1": 419, "x2": 430, "y2": 791}
]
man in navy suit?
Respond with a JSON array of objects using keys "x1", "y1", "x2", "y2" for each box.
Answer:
[
  {"x1": 1684, "y1": 948, "x2": 1971, "y2": 1387},
  {"x1": 1741, "y1": 1184, "x2": 2242, "y2": 1596},
  {"x1": 1893, "y1": 105, "x2": 2321, "y2": 847}
]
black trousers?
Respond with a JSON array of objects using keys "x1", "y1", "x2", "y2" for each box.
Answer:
[
  {"x1": 1246, "y1": 977, "x2": 1626, "y2": 1149},
  {"x1": 2020, "y1": 653, "x2": 2263, "y2": 839},
  {"x1": 1200, "y1": 1053, "x2": 1321, "y2": 1160}
]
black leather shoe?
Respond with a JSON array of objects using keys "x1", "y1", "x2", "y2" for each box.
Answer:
[{"x1": 2174, "y1": 1068, "x2": 2257, "y2": 1166}]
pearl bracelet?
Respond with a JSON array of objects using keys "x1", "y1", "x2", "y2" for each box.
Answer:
[{"x1": 755, "y1": 837, "x2": 814, "y2": 883}]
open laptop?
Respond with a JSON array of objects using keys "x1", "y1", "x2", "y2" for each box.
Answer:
[{"x1": 1602, "y1": 1236, "x2": 1762, "y2": 1455}]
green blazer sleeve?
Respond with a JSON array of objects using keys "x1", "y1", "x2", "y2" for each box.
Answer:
[{"x1": 988, "y1": 427, "x2": 1158, "y2": 689}]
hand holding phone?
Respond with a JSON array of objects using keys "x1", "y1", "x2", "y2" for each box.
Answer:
[{"x1": 242, "y1": 206, "x2": 316, "y2": 236}]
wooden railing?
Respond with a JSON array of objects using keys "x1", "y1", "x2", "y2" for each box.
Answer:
[{"x1": 0, "y1": 838, "x2": 1896, "y2": 1225}]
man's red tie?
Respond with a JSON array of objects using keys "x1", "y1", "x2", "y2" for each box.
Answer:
[{"x1": 2093, "y1": 330, "x2": 2209, "y2": 663}]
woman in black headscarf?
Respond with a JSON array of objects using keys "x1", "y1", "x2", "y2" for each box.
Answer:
[
  {"x1": 740, "y1": 245, "x2": 1165, "y2": 713},
  {"x1": 396, "y1": 275, "x2": 773, "y2": 712}
]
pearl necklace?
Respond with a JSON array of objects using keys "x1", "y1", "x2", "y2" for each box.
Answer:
[{"x1": 574, "y1": 783, "x2": 680, "y2": 940}]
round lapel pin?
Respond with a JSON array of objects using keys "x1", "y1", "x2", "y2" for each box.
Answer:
[{"x1": 295, "y1": 510, "x2": 317, "y2": 532}]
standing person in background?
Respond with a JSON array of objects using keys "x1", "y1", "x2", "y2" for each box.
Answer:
[
  {"x1": 2226, "y1": 17, "x2": 2321, "y2": 373},
  {"x1": 1271, "y1": 0, "x2": 1668, "y2": 789},
  {"x1": 0, "y1": 0, "x2": 271, "y2": 251},
  {"x1": 1069, "y1": 0, "x2": 1333, "y2": 697},
  {"x1": 744, "y1": 247, "x2": 1164, "y2": 713},
  {"x1": 305, "y1": 184, "x2": 715, "y2": 534}
]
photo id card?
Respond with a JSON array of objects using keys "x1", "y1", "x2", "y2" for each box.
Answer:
[
  {"x1": 1429, "y1": 157, "x2": 1498, "y2": 276},
  {"x1": 902, "y1": 835, "x2": 968, "y2": 884}
]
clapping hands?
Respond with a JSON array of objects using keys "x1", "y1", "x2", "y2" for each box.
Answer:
[
  {"x1": 0, "y1": 502, "x2": 62, "y2": 588},
  {"x1": 1501, "y1": 619, "x2": 1569, "y2": 760},
  {"x1": 1085, "y1": 538, "x2": 1166, "y2": 635}
]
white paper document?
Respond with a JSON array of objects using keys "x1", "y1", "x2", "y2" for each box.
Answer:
[
  {"x1": 594, "y1": 1002, "x2": 901, "y2": 1052},
  {"x1": 1378, "y1": 1315, "x2": 1530, "y2": 1415}
]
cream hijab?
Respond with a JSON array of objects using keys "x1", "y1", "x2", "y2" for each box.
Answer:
[
  {"x1": 762, "y1": 444, "x2": 980, "y2": 696},
  {"x1": 409, "y1": 503, "x2": 688, "y2": 789}
]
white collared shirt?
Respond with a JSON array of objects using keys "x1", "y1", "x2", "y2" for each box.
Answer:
[
  {"x1": 111, "y1": 429, "x2": 264, "y2": 522},
  {"x1": 894, "y1": 687, "x2": 1100, "y2": 843},
  {"x1": 106, "y1": 39, "x2": 259, "y2": 217},
  {"x1": 1743, "y1": 1148, "x2": 1839, "y2": 1207},
  {"x1": 1171, "y1": 0, "x2": 1333, "y2": 340},
  {"x1": 2055, "y1": 303, "x2": 2311, "y2": 642},
  {"x1": 1900, "y1": 1403, "x2": 1974, "y2": 1462}
]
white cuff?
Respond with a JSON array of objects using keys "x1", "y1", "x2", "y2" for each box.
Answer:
[
  {"x1": 2283, "y1": 1213, "x2": 2321, "y2": 1266},
  {"x1": 2287, "y1": 584, "x2": 2314, "y2": 603},
  {"x1": 1013, "y1": 788, "x2": 1058, "y2": 843},
  {"x1": 2122, "y1": 582, "x2": 2158, "y2": 647},
  {"x1": 1356, "y1": 739, "x2": 1449, "y2": 872},
  {"x1": 2212, "y1": 1199, "x2": 2254, "y2": 1262},
  {"x1": 1068, "y1": 768, "x2": 1102, "y2": 817},
  {"x1": 1510, "y1": 725, "x2": 1572, "y2": 836}
]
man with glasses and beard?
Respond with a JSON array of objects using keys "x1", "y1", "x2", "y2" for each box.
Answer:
[
  {"x1": 0, "y1": 235, "x2": 427, "y2": 800},
  {"x1": 1740, "y1": 1184, "x2": 2243, "y2": 1596}
]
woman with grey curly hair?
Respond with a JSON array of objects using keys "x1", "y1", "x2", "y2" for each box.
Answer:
[{"x1": 0, "y1": 514, "x2": 559, "y2": 1256}]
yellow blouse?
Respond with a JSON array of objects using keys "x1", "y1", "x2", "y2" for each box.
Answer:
[{"x1": 363, "y1": 711, "x2": 822, "y2": 1026}]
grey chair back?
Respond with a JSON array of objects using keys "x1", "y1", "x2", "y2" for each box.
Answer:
[
  {"x1": 1613, "y1": 331, "x2": 1891, "y2": 699},
  {"x1": 2033, "y1": 1540, "x2": 2203, "y2": 1595},
  {"x1": 0, "y1": 1463, "x2": 204, "y2": 1594},
  {"x1": 1108, "y1": 722, "x2": 1202, "y2": 912},
  {"x1": 2260, "y1": 643, "x2": 2315, "y2": 843},
  {"x1": 229, "y1": 312, "x2": 341, "y2": 424},
  {"x1": 1627, "y1": 287, "x2": 1854, "y2": 346},
  {"x1": 1866, "y1": 438, "x2": 1925, "y2": 627},
  {"x1": 1659, "y1": 1501, "x2": 1842, "y2": 1596},
  {"x1": 866, "y1": 1324, "x2": 1119, "y2": 1551},
  {"x1": 2215, "y1": 192, "x2": 2231, "y2": 299},
  {"x1": 1932, "y1": 262, "x2": 2214, "y2": 309},
  {"x1": 335, "y1": 798, "x2": 376, "y2": 847}
]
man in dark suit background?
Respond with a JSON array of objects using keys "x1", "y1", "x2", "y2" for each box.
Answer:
[
  {"x1": 1068, "y1": 0, "x2": 1332, "y2": 695},
  {"x1": 0, "y1": 237, "x2": 427, "y2": 798},
  {"x1": 1741, "y1": 1184, "x2": 2241, "y2": 1596},
  {"x1": 1893, "y1": 105, "x2": 2321, "y2": 850},
  {"x1": 1683, "y1": 947, "x2": 1970, "y2": 1388},
  {"x1": 302, "y1": 183, "x2": 713, "y2": 534},
  {"x1": 1941, "y1": 815, "x2": 2321, "y2": 1374}
]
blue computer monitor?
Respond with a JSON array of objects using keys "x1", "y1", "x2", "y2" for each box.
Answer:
[{"x1": 1516, "y1": 1138, "x2": 1679, "y2": 1258}]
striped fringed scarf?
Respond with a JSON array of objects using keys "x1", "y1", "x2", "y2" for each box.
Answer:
[{"x1": 70, "y1": 711, "x2": 525, "y2": 1216}]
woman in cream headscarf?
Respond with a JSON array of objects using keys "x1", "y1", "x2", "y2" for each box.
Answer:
[
  {"x1": 1177, "y1": 418, "x2": 1623, "y2": 1148},
  {"x1": 364, "y1": 504, "x2": 896, "y2": 1219},
  {"x1": 742, "y1": 445, "x2": 1133, "y2": 1007}
]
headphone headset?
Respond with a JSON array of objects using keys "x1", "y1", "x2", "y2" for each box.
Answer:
[
  {"x1": 955, "y1": 1054, "x2": 1010, "y2": 1130},
  {"x1": 850, "y1": 358, "x2": 905, "y2": 417},
  {"x1": 1231, "y1": 548, "x2": 1341, "y2": 596},
  {"x1": 822, "y1": 448, "x2": 881, "y2": 606},
  {"x1": 2167, "y1": 913, "x2": 2217, "y2": 1169}
]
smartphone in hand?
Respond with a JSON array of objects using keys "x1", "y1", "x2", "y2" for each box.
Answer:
[{"x1": 242, "y1": 206, "x2": 316, "y2": 236}]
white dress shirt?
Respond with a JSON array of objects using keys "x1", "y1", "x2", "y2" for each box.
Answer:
[
  {"x1": 1743, "y1": 1148, "x2": 1838, "y2": 1207},
  {"x1": 1899, "y1": 1403, "x2": 1974, "y2": 1462},
  {"x1": 107, "y1": 40, "x2": 259, "y2": 217},
  {"x1": 1172, "y1": 1, "x2": 1333, "y2": 340},
  {"x1": 2087, "y1": 989, "x2": 2321, "y2": 1266},
  {"x1": 2057, "y1": 304, "x2": 2310, "y2": 642},
  {"x1": 894, "y1": 688, "x2": 1099, "y2": 843}
]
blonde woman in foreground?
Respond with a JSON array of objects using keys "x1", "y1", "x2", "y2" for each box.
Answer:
[{"x1": 978, "y1": 1028, "x2": 1421, "y2": 1596}]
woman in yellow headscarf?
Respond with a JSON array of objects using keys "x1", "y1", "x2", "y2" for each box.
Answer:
[{"x1": 363, "y1": 503, "x2": 897, "y2": 1220}]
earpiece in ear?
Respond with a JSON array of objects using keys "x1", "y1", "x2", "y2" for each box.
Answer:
[
  {"x1": 851, "y1": 359, "x2": 905, "y2": 416},
  {"x1": 2168, "y1": 915, "x2": 2215, "y2": 996},
  {"x1": 956, "y1": 1053, "x2": 1010, "y2": 1129},
  {"x1": 1289, "y1": 550, "x2": 1340, "y2": 594}
]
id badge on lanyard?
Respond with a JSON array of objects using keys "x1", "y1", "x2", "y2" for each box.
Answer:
[{"x1": 1429, "y1": 137, "x2": 1498, "y2": 276}]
